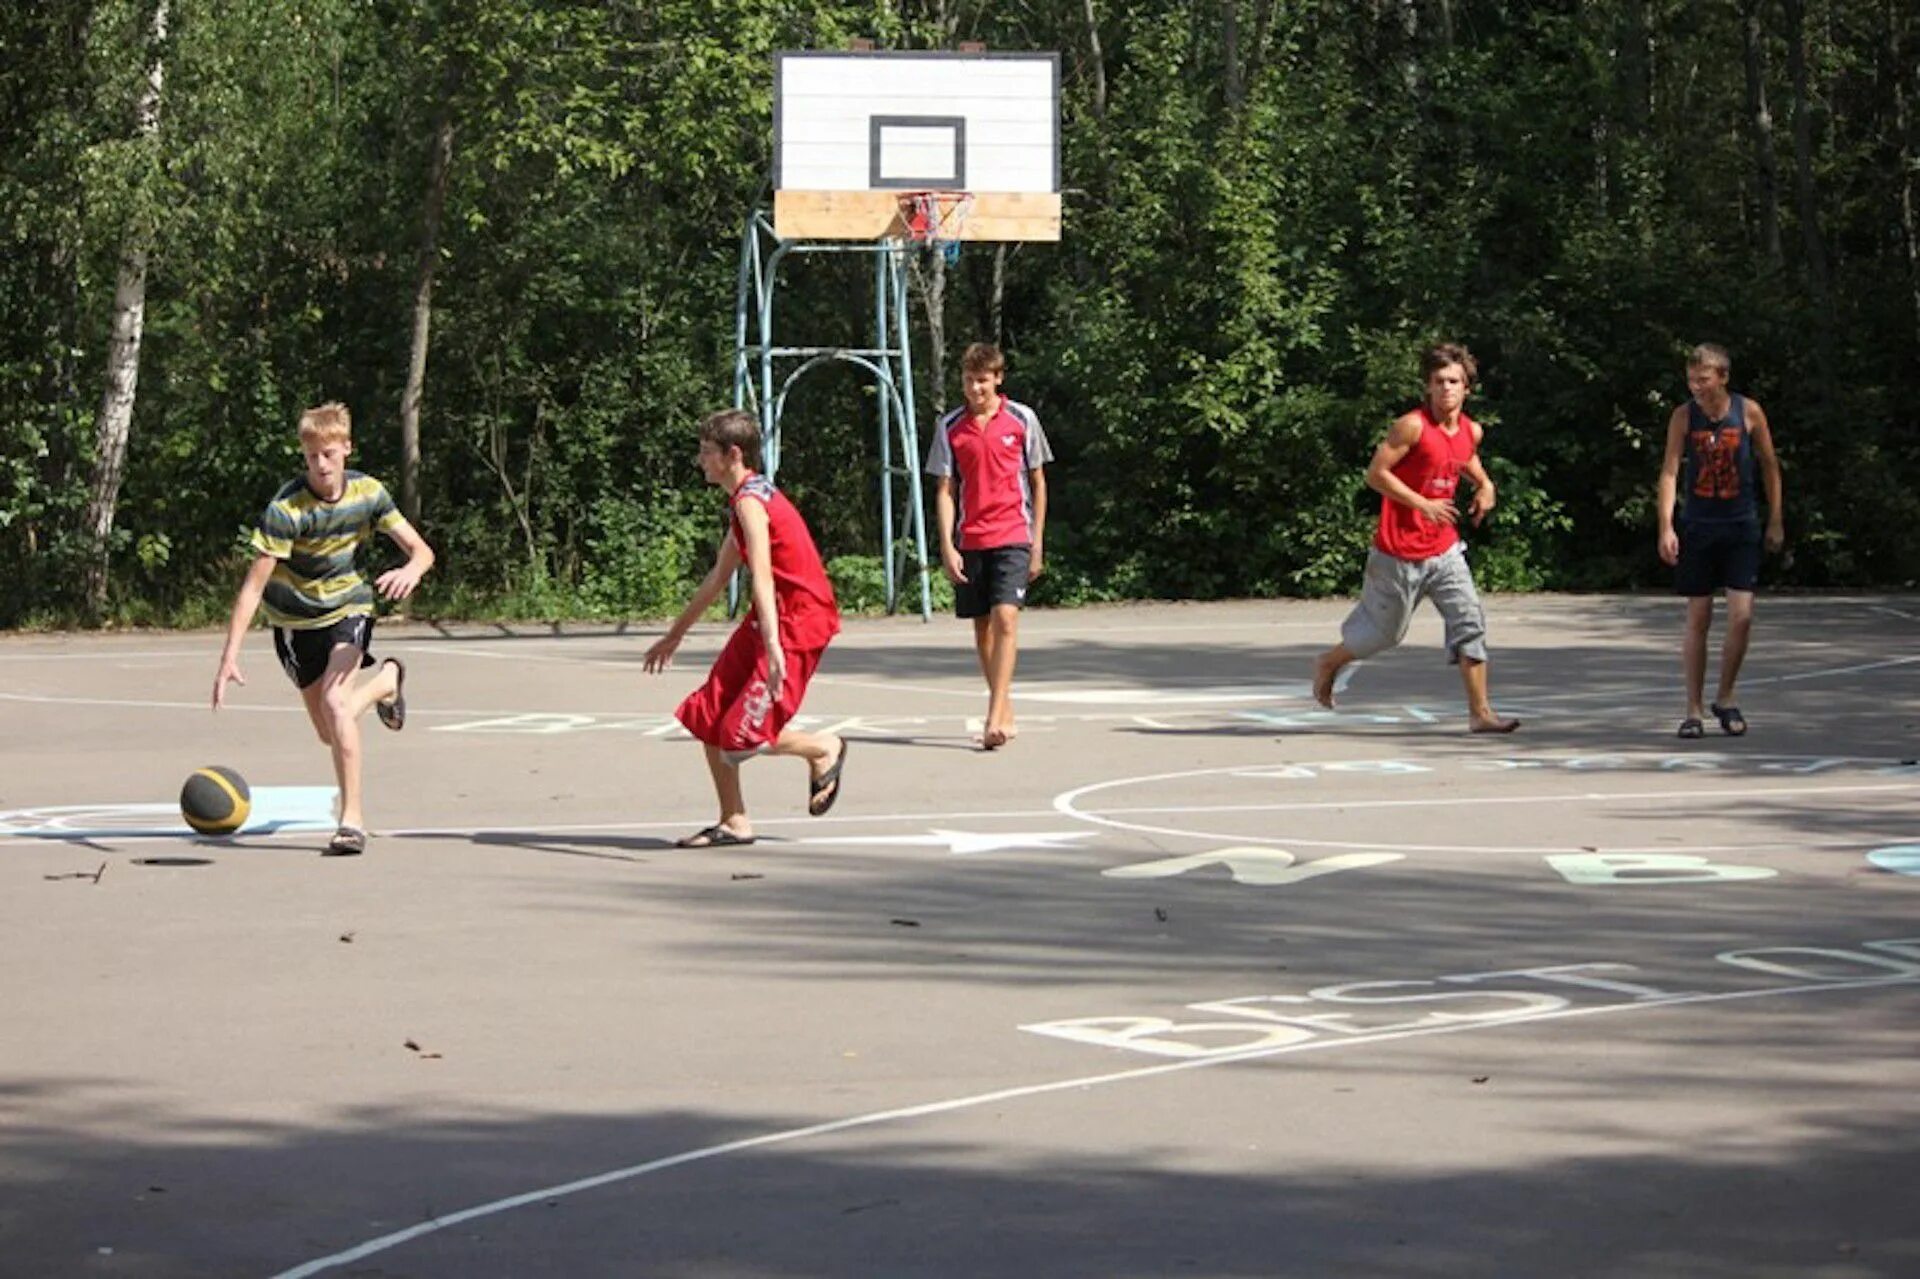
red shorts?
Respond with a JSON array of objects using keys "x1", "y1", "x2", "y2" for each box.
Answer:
[{"x1": 674, "y1": 624, "x2": 828, "y2": 754}]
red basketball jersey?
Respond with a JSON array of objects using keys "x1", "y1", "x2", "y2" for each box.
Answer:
[
  {"x1": 1374, "y1": 408, "x2": 1478, "y2": 562},
  {"x1": 730, "y1": 474, "x2": 841, "y2": 652}
]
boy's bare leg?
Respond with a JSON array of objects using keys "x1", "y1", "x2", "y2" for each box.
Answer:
[
  {"x1": 1313, "y1": 644, "x2": 1356, "y2": 709},
  {"x1": 770, "y1": 728, "x2": 846, "y2": 812},
  {"x1": 983, "y1": 605, "x2": 1019, "y2": 746},
  {"x1": 1716, "y1": 590, "x2": 1754, "y2": 707},
  {"x1": 769, "y1": 726, "x2": 839, "y2": 775},
  {"x1": 346, "y1": 658, "x2": 401, "y2": 719},
  {"x1": 702, "y1": 744, "x2": 752, "y2": 839},
  {"x1": 1683, "y1": 597, "x2": 1713, "y2": 721},
  {"x1": 311, "y1": 645, "x2": 371, "y2": 829},
  {"x1": 1460, "y1": 658, "x2": 1520, "y2": 733}
]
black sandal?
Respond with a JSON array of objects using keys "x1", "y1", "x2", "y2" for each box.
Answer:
[
  {"x1": 808, "y1": 740, "x2": 848, "y2": 817},
  {"x1": 675, "y1": 824, "x2": 755, "y2": 848},
  {"x1": 325, "y1": 825, "x2": 367, "y2": 857},
  {"x1": 1710, "y1": 703, "x2": 1747, "y2": 736},
  {"x1": 1677, "y1": 717, "x2": 1705, "y2": 739},
  {"x1": 375, "y1": 658, "x2": 407, "y2": 731}
]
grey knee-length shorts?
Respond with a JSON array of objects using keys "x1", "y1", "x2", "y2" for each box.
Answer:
[{"x1": 1339, "y1": 544, "x2": 1489, "y2": 664}]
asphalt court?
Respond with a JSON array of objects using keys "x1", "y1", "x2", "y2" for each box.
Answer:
[{"x1": 3, "y1": 594, "x2": 1918, "y2": 1277}]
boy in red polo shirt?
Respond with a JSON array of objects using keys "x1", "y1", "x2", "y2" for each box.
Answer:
[
  {"x1": 1311, "y1": 342, "x2": 1520, "y2": 733},
  {"x1": 926, "y1": 343, "x2": 1054, "y2": 750},
  {"x1": 644, "y1": 409, "x2": 846, "y2": 847}
]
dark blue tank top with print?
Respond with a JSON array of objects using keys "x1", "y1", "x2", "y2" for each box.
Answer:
[{"x1": 1680, "y1": 395, "x2": 1758, "y2": 524}]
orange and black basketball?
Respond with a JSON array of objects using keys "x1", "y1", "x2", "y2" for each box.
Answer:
[{"x1": 180, "y1": 765, "x2": 251, "y2": 836}]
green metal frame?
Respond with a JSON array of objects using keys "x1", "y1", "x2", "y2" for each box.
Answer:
[{"x1": 732, "y1": 205, "x2": 933, "y2": 620}]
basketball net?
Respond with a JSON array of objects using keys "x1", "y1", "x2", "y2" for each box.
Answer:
[{"x1": 899, "y1": 190, "x2": 974, "y2": 261}]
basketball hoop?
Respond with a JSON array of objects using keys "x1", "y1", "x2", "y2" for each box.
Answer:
[{"x1": 898, "y1": 190, "x2": 975, "y2": 261}]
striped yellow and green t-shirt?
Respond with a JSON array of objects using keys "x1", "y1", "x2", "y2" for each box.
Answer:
[{"x1": 249, "y1": 472, "x2": 404, "y2": 629}]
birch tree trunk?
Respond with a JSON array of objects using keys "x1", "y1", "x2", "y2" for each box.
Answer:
[
  {"x1": 1892, "y1": 0, "x2": 1920, "y2": 339},
  {"x1": 81, "y1": 0, "x2": 169, "y2": 618},
  {"x1": 399, "y1": 107, "x2": 455, "y2": 524},
  {"x1": 1742, "y1": 0, "x2": 1783, "y2": 265},
  {"x1": 912, "y1": 248, "x2": 949, "y2": 416},
  {"x1": 1781, "y1": 0, "x2": 1831, "y2": 308},
  {"x1": 1224, "y1": 0, "x2": 1243, "y2": 109},
  {"x1": 1082, "y1": 0, "x2": 1107, "y2": 118}
]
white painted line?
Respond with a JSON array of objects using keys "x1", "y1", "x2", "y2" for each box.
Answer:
[
  {"x1": 1056, "y1": 761, "x2": 1920, "y2": 851},
  {"x1": 270, "y1": 968, "x2": 1920, "y2": 1278}
]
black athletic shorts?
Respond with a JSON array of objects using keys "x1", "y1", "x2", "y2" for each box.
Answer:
[
  {"x1": 1675, "y1": 519, "x2": 1761, "y2": 597},
  {"x1": 954, "y1": 545, "x2": 1033, "y2": 619},
  {"x1": 274, "y1": 614, "x2": 376, "y2": 689}
]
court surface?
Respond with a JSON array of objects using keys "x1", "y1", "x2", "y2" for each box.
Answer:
[{"x1": 4, "y1": 593, "x2": 1918, "y2": 1279}]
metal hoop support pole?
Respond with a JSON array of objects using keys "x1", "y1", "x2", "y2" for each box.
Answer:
[{"x1": 731, "y1": 206, "x2": 932, "y2": 619}]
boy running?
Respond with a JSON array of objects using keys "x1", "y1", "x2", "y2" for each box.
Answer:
[
  {"x1": 212, "y1": 403, "x2": 433, "y2": 856},
  {"x1": 926, "y1": 343, "x2": 1053, "y2": 749},
  {"x1": 1313, "y1": 342, "x2": 1520, "y2": 733},
  {"x1": 644, "y1": 409, "x2": 846, "y2": 847}
]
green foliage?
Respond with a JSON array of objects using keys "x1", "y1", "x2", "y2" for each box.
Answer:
[
  {"x1": 2, "y1": 0, "x2": 1917, "y2": 628},
  {"x1": 825, "y1": 554, "x2": 955, "y2": 615}
]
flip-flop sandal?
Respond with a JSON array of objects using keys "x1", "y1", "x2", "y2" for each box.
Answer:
[
  {"x1": 375, "y1": 658, "x2": 407, "y2": 731},
  {"x1": 808, "y1": 740, "x2": 848, "y2": 817},
  {"x1": 325, "y1": 825, "x2": 367, "y2": 857},
  {"x1": 1710, "y1": 703, "x2": 1747, "y2": 736},
  {"x1": 1677, "y1": 717, "x2": 1705, "y2": 739},
  {"x1": 675, "y1": 824, "x2": 755, "y2": 848}
]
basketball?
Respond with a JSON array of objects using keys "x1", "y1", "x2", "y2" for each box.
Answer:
[{"x1": 180, "y1": 765, "x2": 251, "y2": 836}]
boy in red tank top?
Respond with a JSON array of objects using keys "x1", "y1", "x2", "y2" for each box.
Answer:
[
  {"x1": 1312, "y1": 343, "x2": 1520, "y2": 733},
  {"x1": 644, "y1": 409, "x2": 847, "y2": 847}
]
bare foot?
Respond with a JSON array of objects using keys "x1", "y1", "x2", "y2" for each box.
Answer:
[
  {"x1": 1469, "y1": 716, "x2": 1521, "y2": 734},
  {"x1": 980, "y1": 726, "x2": 1009, "y2": 751},
  {"x1": 1312, "y1": 656, "x2": 1340, "y2": 709}
]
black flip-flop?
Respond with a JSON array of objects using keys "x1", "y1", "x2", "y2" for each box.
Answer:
[
  {"x1": 375, "y1": 658, "x2": 407, "y2": 731},
  {"x1": 1710, "y1": 703, "x2": 1747, "y2": 736},
  {"x1": 1677, "y1": 717, "x2": 1705, "y2": 739},
  {"x1": 325, "y1": 825, "x2": 367, "y2": 857},
  {"x1": 675, "y1": 824, "x2": 755, "y2": 848},
  {"x1": 808, "y1": 740, "x2": 848, "y2": 817}
]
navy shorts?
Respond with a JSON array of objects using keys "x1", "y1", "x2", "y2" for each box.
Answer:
[
  {"x1": 274, "y1": 615, "x2": 376, "y2": 689},
  {"x1": 1675, "y1": 520, "x2": 1761, "y2": 597},
  {"x1": 954, "y1": 545, "x2": 1032, "y2": 618}
]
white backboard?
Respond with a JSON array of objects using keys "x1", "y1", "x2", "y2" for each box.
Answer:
[{"x1": 775, "y1": 51, "x2": 1060, "y2": 195}]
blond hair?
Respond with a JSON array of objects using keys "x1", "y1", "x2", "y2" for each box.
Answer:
[
  {"x1": 1687, "y1": 343, "x2": 1731, "y2": 375},
  {"x1": 297, "y1": 402, "x2": 352, "y2": 446}
]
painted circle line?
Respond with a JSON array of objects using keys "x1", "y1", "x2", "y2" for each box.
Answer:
[{"x1": 1051, "y1": 755, "x2": 1920, "y2": 853}]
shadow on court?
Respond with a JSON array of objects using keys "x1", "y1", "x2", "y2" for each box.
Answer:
[{"x1": 3, "y1": 1075, "x2": 1915, "y2": 1278}]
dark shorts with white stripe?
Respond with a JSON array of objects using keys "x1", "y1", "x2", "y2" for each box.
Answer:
[{"x1": 273, "y1": 614, "x2": 377, "y2": 689}]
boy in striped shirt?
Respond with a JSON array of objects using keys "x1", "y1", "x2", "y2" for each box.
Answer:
[{"x1": 211, "y1": 403, "x2": 435, "y2": 856}]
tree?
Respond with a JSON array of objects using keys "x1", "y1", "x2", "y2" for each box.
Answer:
[{"x1": 80, "y1": 0, "x2": 168, "y2": 618}]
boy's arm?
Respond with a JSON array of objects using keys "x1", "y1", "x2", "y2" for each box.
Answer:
[
  {"x1": 733, "y1": 497, "x2": 786, "y2": 702},
  {"x1": 1460, "y1": 425, "x2": 1496, "y2": 526},
  {"x1": 1365, "y1": 413, "x2": 1454, "y2": 524},
  {"x1": 1748, "y1": 399, "x2": 1784, "y2": 551},
  {"x1": 375, "y1": 517, "x2": 436, "y2": 600},
  {"x1": 643, "y1": 533, "x2": 743, "y2": 673},
  {"x1": 1027, "y1": 467, "x2": 1048, "y2": 579},
  {"x1": 213, "y1": 554, "x2": 280, "y2": 710},
  {"x1": 1656, "y1": 406, "x2": 1688, "y2": 565},
  {"x1": 933, "y1": 476, "x2": 967, "y2": 583}
]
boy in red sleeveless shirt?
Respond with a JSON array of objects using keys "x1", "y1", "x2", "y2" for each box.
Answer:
[
  {"x1": 644, "y1": 409, "x2": 847, "y2": 847},
  {"x1": 1312, "y1": 343, "x2": 1520, "y2": 733}
]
